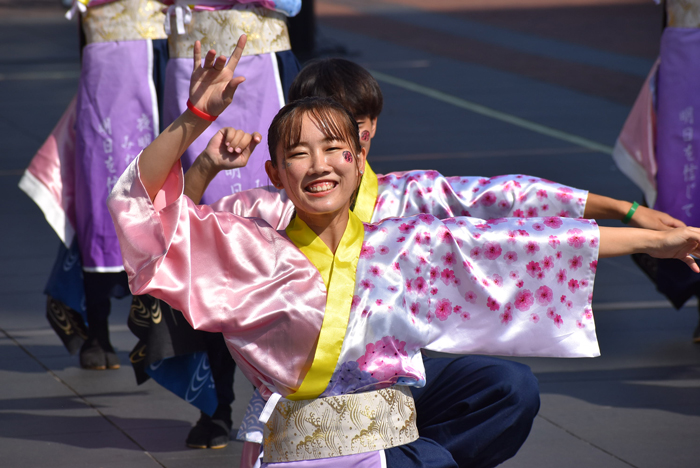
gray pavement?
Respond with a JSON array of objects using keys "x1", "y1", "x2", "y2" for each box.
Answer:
[{"x1": 2, "y1": 1, "x2": 700, "y2": 467}]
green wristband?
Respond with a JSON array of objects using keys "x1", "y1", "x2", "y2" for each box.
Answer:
[{"x1": 622, "y1": 201, "x2": 639, "y2": 224}]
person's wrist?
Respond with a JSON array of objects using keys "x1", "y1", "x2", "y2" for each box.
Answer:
[
  {"x1": 622, "y1": 201, "x2": 639, "y2": 224},
  {"x1": 186, "y1": 99, "x2": 218, "y2": 122}
]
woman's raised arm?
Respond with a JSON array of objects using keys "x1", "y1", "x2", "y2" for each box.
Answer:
[{"x1": 138, "y1": 35, "x2": 248, "y2": 200}]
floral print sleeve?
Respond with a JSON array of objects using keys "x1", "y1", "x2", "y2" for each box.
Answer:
[
  {"x1": 326, "y1": 214, "x2": 599, "y2": 396},
  {"x1": 373, "y1": 171, "x2": 588, "y2": 222}
]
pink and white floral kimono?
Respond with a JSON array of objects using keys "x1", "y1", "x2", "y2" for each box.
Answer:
[{"x1": 108, "y1": 156, "x2": 600, "y2": 467}]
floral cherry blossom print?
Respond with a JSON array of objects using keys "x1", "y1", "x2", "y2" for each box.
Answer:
[
  {"x1": 442, "y1": 252, "x2": 457, "y2": 266},
  {"x1": 360, "y1": 243, "x2": 375, "y2": 259},
  {"x1": 569, "y1": 255, "x2": 583, "y2": 270},
  {"x1": 542, "y1": 255, "x2": 554, "y2": 270},
  {"x1": 435, "y1": 299, "x2": 453, "y2": 321},
  {"x1": 547, "y1": 307, "x2": 556, "y2": 319},
  {"x1": 531, "y1": 313, "x2": 540, "y2": 323},
  {"x1": 553, "y1": 314, "x2": 564, "y2": 328},
  {"x1": 378, "y1": 245, "x2": 390, "y2": 255},
  {"x1": 532, "y1": 222, "x2": 545, "y2": 231},
  {"x1": 356, "y1": 336, "x2": 419, "y2": 383},
  {"x1": 465, "y1": 291, "x2": 477, "y2": 303},
  {"x1": 514, "y1": 289, "x2": 534, "y2": 311},
  {"x1": 484, "y1": 241, "x2": 502, "y2": 260},
  {"x1": 500, "y1": 308, "x2": 513, "y2": 325},
  {"x1": 414, "y1": 276, "x2": 429, "y2": 295},
  {"x1": 410, "y1": 302, "x2": 420, "y2": 316},
  {"x1": 548, "y1": 235, "x2": 561, "y2": 248},
  {"x1": 504, "y1": 251, "x2": 518, "y2": 264},
  {"x1": 360, "y1": 279, "x2": 375, "y2": 290},
  {"x1": 567, "y1": 229, "x2": 586, "y2": 248},
  {"x1": 556, "y1": 187, "x2": 574, "y2": 203},
  {"x1": 470, "y1": 247, "x2": 481, "y2": 259},
  {"x1": 525, "y1": 241, "x2": 540, "y2": 255},
  {"x1": 526, "y1": 261, "x2": 542, "y2": 278},
  {"x1": 589, "y1": 260, "x2": 598, "y2": 272},
  {"x1": 441, "y1": 268, "x2": 458, "y2": 286},
  {"x1": 568, "y1": 279, "x2": 580, "y2": 293},
  {"x1": 492, "y1": 274, "x2": 504, "y2": 287},
  {"x1": 369, "y1": 265, "x2": 383, "y2": 277},
  {"x1": 536, "y1": 285, "x2": 553, "y2": 305},
  {"x1": 556, "y1": 269, "x2": 567, "y2": 284},
  {"x1": 487, "y1": 296, "x2": 501, "y2": 311}
]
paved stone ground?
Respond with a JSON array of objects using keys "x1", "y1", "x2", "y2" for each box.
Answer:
[{"x1": 1, "y1": 1, "x2": 699, "y2": 467}]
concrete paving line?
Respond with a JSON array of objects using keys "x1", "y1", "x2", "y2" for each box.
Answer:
[
  {"x1": 6, "y1": 324, "x2": 131, "y2": 338},
  {"x1": 370, "y1": 70, "x2": 616, "y2": 155},
  {"x1": 535, "y1": 414, "x2": 637, "y2": 468},
  {"x1": 0, "y1": 326, "x2": 167, "y2": 467},
  {"x1": 0, "y1": 70, "x2": 80, "y2": 81}
]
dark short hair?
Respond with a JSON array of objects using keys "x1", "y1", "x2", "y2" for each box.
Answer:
[
  {"x1": 288, "y1": 58, "x2": 383, "y2": 119},
  {"x1": 268, "y1": 97, "x2": 362, "y2": 167}
]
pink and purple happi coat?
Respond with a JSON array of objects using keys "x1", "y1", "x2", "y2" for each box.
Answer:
[{"x1": 108, "y1": 156, "x2": 600, "y2": 467}]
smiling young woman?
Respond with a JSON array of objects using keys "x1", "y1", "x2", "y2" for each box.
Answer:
[
  {"x1": 265, "y1": 98, "x2": 367, "y2": 253},
  {"x1": 108, "y1": 35, "x2": 700, "y2": 468}
]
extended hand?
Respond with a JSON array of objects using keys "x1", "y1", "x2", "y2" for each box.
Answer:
[
  {"x1": 189, "y1": 35, "x2": 247, "y2": 118},
  {"x1": 647, "y1": 226, "x2": 700, "y2": 273},
  {"x1": 202, "y1": 127, "x2": 262, "y2": 172},
  {"x1": 628, "y1": 206, "x2": 686, "y2": 231}
]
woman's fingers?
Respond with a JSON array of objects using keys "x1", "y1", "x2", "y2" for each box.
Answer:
[
  {"x1": 203, "y1": 49, "x2": 217, "y2": 69},
  {"x1": 226, "y1": 34, "x2": 247, "y2": 72},
  {"x1": 213, "y1": 55, "x2": 227, "y2": 70},
  {"x1": 193, "y1": 41, "x2": 202, "y2": 72}
]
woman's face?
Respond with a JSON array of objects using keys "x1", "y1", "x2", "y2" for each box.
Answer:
[{"x1": 266, "y1": 113, "x2": 366, "y2": 224}]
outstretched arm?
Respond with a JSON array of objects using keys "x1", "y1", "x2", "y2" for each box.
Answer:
[
  {"x1": 584, "y1": 193, "x2": 685, "y2": 230},
  {"x1": 599, "y1": 226, "x2": 700, "y2": 272},
  {"x1": 139, "y1": 35, "x2": 248, "y2": 201},
  {"x1": 183, "y1": 127, "x2": 262, "y2": 204}
]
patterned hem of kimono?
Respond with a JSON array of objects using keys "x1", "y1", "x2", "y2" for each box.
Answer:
[
  {"x1": 162, "y1": 53, "x2": 285, "y2": 205},
  {"x1": 74, "y1": 39, "x2": 161, "y2": 271}
]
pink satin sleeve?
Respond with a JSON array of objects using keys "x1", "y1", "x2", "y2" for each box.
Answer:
[
  {"x1": 208, "y1": 186, "x2": 295, "y2": 229},
  {"x1": 107, "y1": 157, "x2": 326, "y2": 397}
]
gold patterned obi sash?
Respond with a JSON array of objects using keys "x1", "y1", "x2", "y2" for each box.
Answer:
[
  {"x1": 82, "y1": 0, "x2": 167, "y2": 44},
  {"x1": 667, "y1": 0, "x2": 700, "y2": 28},
  {"x1": 263, "y1": 386, "x2": 419, "y2": 463},
  {"x1": 167, "y1": 8, "x2": 291, "y2": 58}
]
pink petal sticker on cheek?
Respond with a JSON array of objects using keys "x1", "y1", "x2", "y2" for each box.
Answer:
[
  {"x1": 343, "y1": 151, "x2": 353, "y2": 163},
  {"x1": 360, "y1": 130, "x2": 370, "y2": 141}
]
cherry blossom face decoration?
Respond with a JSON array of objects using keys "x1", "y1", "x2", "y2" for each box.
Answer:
[
  {"x1": 343, "y1": 151, "x2": 354, "y2": 163},
  {"x1": 360, "y1": 130, "x2": 370, "y2": 142}
]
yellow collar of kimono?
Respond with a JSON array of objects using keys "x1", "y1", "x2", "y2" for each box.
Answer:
[
  {"x1": 284, "y1": 211, "x2": 365, "y2": 400},
  {"x1": 353, "y1": 161, "x2": 378, "y2": 223}
]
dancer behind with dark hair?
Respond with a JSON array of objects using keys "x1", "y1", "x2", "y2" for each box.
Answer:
[{"x1": 108, "y1": 35, "x2": 700, "y2": 468}]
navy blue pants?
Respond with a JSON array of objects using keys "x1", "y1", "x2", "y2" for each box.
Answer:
[{"x1": 385, "y1": 356, "x2": 540, "y2": 468}]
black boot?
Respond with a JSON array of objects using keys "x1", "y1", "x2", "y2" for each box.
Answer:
[
  {"x1": 185, "y1": 405, "x2": 232, "y2": 449},
  {"x1": 82, "y1": 273, "x2": 121, "y2": 370}
]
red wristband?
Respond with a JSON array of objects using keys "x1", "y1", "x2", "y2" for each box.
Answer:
[{"x1": 186, "y1": 99, "x2": 217, "y2": 122}]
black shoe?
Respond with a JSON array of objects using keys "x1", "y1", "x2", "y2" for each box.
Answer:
[
  {"x1": 208, "y1": 418, "x2": 231, "y2": 449},
  {"x1": 105, "y1": 349, "x2": 121, "y2": 369},
  {"x1": 186, "y1": 413, "x2": 211, "y2": 449},
  {"x1": 185, "y1": 411, "x2": 232, "y2": 449},
  {"x1": 79, "y1": 339, "x2": 106, "y2": 370}
]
